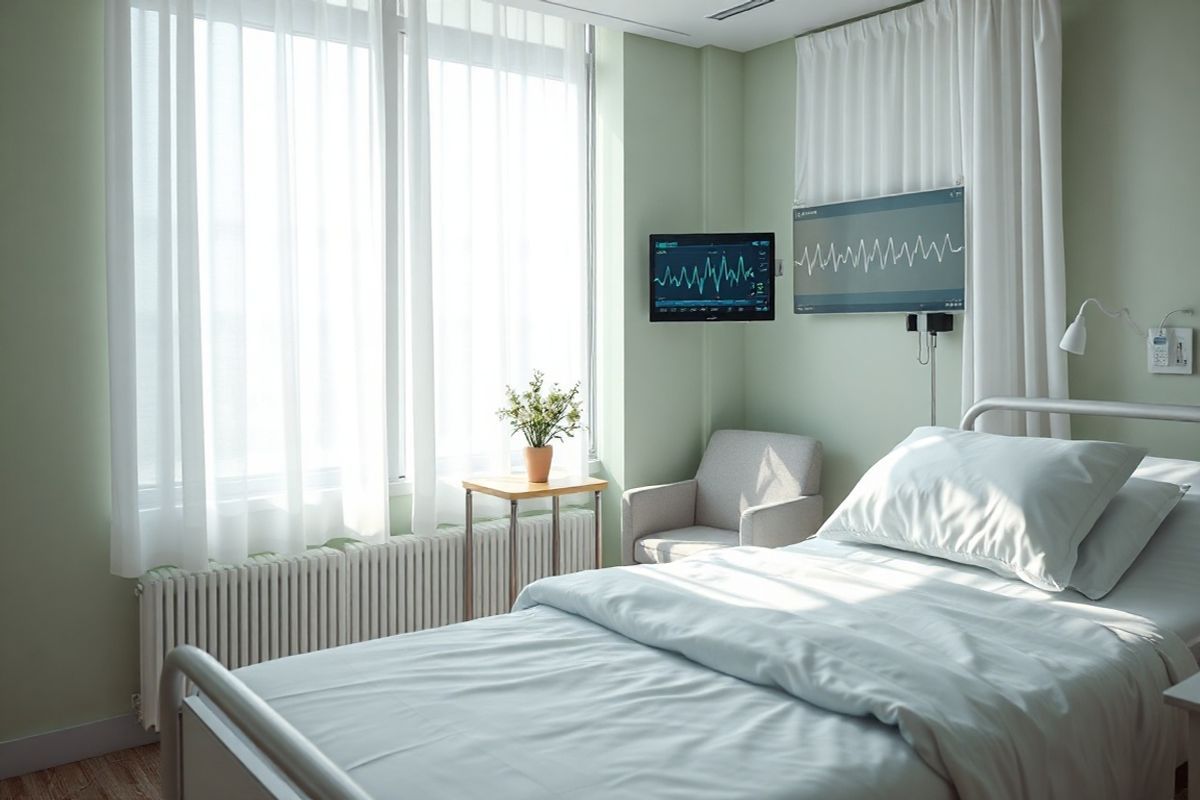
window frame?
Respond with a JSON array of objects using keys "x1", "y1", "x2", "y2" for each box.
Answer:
[
  {"x1": 584, "y1": 23, "x2": 598, "y2": 464},
  {"x1": 384, "y1": 2, "x2": 407, "y2": 488}
]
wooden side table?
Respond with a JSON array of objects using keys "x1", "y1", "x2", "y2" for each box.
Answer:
[
  {"x1": 1165, "y1": 671, "x2": 1200, "y2": 800},
  {"x1": 461, "y1": 475, "x2": 608, "y2": 620}
]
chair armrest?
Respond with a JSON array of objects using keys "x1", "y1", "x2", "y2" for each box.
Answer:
[
  {"x1": 739, "y1": 495, "x2": 824, "y2": 549},
  {"x1": 620, "y1": 480, "x2": 698, "y2": 565}
]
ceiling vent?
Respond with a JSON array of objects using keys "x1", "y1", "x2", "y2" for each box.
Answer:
[{"x1": 706, "y1": 0, "x2": 775, "y2": 21}]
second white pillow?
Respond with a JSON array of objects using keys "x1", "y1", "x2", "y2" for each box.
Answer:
[{"x1": 1069, "y1": 477, "x2": 1188, "y2": 600}]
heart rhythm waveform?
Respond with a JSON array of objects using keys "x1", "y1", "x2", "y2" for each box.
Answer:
[
  {"x1": 653, "y1": 253, "x2": 759, "y2": 297},
  {"x1": 795, "y1": 233, "x2": 964, "y2": 276}
]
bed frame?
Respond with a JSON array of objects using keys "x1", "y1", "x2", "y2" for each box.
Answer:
[
  {"x1": 960, "y1": 396, "x2": 1200, "y2": 430},
  {"x1": 160, "y1": 396, "x2": 1200, "y2": 800}
]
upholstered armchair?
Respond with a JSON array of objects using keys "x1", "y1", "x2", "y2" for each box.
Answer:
[{"x1": 620, "y1": 430, "x2": 824, "y2": 565}]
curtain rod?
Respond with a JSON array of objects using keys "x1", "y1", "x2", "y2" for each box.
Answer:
[{"x1": 794, "y1": 0, "x2": 925, "y2": 38}]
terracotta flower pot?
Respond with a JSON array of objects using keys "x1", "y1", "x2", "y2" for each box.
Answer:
[{"x1": 524, "y1": 446, "x2": 553, "y2": 483}]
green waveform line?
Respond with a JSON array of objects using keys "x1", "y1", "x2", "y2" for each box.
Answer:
[{"x1": 653, "y1": 254, "x2": 758, "y2": 296}]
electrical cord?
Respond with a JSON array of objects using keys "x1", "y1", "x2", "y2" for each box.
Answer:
[
  {"x1": 1156, "y1": 307, "x2": 1195, "y2": 333},
  {"x1": 1073, "y1": 298, "x2": 1145, "y2": 338}
]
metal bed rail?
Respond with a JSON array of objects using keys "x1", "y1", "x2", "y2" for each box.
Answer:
[
  {"x1": 160, "y1": 644, "x2": 372, "y2": 800},
  {"x1": 961, "y1": 396, "x2": 1200, "y2": 431}
]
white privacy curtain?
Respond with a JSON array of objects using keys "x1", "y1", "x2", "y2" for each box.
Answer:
[
  {"x1": 406, "y1": 0, "x2": 590, "y2": 529},
  {"x1": 956, "y1": 0, "x2": 1068, "y2": 436},
  {"x1": 795, "y1": 0, "x2": 1068, "y2": 436},
  {"x1": 105, "y1": 0, "x2": 391, "y2": 577}
]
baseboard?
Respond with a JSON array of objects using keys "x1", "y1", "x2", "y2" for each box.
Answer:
[{"x1": 0, "y1": 714, "x2": 159, "y2": 781}]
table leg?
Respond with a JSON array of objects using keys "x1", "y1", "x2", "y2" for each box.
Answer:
[
  {"x1": 552, "y1": 496, "x2": 561, "y2": 576},
  {"x1": 594, "y1": 490, "x2": 603, "y2": 570},
  {"x1": 464, "y1": 489, "x2": 473, "y2": 622},
  {"x1": 508, "y1": 499, "x2": 519, "y2": 609},
  {"x1": 1190, "y1": 713, "x2": 1199, "y2": 800}
]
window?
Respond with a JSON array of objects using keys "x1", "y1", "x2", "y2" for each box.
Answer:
[
  {"x1": 392, "y1": 2, "x2": 597, "y2": 481},
  {"x1": 419, "y1": 2, "x2": 592, "y2": 481},
  {"x1": 108, "y1": 0, "x2": 594, "y2": 574}
]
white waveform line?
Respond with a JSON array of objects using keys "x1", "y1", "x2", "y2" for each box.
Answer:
[{"x1": 794, "y1": 233, "x2": 964, "y2": 276}]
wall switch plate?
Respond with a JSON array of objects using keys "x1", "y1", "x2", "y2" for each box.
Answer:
[{"x1": 1147, "y1": 327, "x2": 1193, "y2": 374}]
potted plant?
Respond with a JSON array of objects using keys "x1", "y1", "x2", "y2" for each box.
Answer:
[{"x1": 497, "y1": 371, "x2": 584, "y2": 483}]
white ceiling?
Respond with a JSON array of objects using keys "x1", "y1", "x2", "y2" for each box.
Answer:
[{"x1": 515, "y1": 0, "x2": 905, "y2": 52}]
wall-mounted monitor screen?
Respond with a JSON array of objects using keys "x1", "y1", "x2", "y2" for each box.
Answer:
[
  {"x1": 793, "y1": 187, "x2": 965, "y2": 314},
  {"x1": 649, "y1": 232, "x2": 775, "y2": 322}
]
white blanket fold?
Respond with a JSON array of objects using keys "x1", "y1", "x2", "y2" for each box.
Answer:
[{"x1": 515, "y1": 547, "x2": 1193, "y2": 800}]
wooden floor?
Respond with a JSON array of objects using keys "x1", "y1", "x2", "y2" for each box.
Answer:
[{"x1": 0, "y1": 745, "x2": 159, "y2": 800}]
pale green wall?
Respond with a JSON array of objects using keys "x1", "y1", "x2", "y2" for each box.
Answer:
[
  {"x1": 619, "y1": 34, "x2": 708, "y2": 492},
  {"x1": 739, "y1": 39, "x2": 964, "y2": 511},
  {"x1": 1062, "y1": 0, "x2": 1200, "y2": 456},
  {"x1": 698, "y1": 46, "x2": 748, "y2": 443},
  {"x1": 0, "y1": 0, "x2": 139, "y2": 742},
  {"x1": 620, "y1": 37, "x2": 749, "y2": 492},
  {"x1": 593, "y1": 34, "x2": 748, "y2": 560}
]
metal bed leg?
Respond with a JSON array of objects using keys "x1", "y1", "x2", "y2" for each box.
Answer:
[
  {"x1": 464, "y1": 489, "x2": 473, "y2": 622},
  {"x1": 508, "y1": 499, "x2": 519, "y2": 609},
  {"x1": 552, "y1": 495, "x2": 561, "y2": 576},
  {"x1": 594, "y1": 490, "x2": 602, "y2": 570}
]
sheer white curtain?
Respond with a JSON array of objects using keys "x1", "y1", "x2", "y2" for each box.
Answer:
[
  {"x1": 105, "y1": 0, "x2": 391, "y2": 577},
  {"x1": 406, "y1": 0, "x2": 590, "y2": 529},
  {"x1": 795, "y1": 0, "x2": 1068, "y2": 436}
]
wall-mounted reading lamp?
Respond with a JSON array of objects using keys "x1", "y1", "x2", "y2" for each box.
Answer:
[
  {"x1": 1060, "y1": 298, "x2": 1195, "y2": 374},
  {"x1": 1058, "y1": 298, "x2": 1143, "y2": 355}
]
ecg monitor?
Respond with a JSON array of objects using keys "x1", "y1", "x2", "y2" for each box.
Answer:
[
  {"x1": 793, "y1": 187, "x2": 965, "y2": 314},
  {"x1": 649, "y1": 232, "x2": 775, "y2": 322}
]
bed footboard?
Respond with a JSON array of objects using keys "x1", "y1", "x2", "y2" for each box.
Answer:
[{"x1": 160, "y1": 645, "x2": 371, "y2": 800}]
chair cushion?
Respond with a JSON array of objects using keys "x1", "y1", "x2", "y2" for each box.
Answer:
[
  {"x1": 695, "y1": 430, "x2": 822, "y2": 532},
  {"x1": 633, "y1": 526, "x2": 738, "y2": 565}
]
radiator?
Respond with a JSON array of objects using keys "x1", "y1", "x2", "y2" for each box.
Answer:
[{"x1": 136, "y1": 509, "x2": 596, "y2": 730}]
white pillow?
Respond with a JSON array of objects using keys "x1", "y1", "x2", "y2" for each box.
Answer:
[
  {"x1": 1068, "y1": 477, "x2": 1188, "y2": 600},
  {"x1": 818, "y1": 426, "x2": 1147, "y2": 591}
]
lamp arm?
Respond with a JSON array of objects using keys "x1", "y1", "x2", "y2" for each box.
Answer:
[{"x1": 1076, "y1": 298, "x2": 1145, "y2": 339}]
